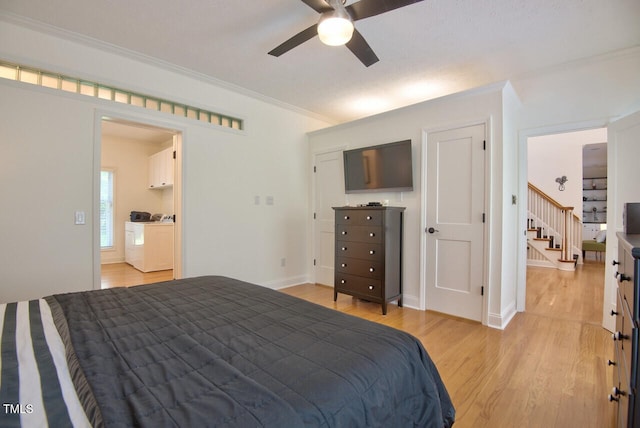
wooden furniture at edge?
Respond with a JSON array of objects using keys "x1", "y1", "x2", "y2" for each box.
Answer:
[
  {"x1": 610, "y1": 232, "x2": 640, "y2": 427},
  {"x1": 333, "y1": 206, "x2": 404, "y2": 315}
]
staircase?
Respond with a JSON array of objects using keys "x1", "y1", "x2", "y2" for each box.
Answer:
[{"x1": 527, "y1": 183, "x2": 582, "y2": 271}]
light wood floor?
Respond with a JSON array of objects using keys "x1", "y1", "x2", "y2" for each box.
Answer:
[
  {"x1": 103, "y1": 261, "x2": 614, "y2": 428},
  {"x1": 100, "y1": 263, "x2": 173, "y2": 288}
]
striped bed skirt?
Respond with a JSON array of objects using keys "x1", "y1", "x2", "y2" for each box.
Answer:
[{"x1": 0, "y1": 300, "x2": 90, "y2": 427}]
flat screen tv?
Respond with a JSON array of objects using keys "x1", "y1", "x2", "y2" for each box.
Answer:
[{"x1": 343, "y1": 140, "x2": 413, "y2": 193}]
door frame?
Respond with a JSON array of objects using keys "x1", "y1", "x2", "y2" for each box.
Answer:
[
  {"x1": 515, "y1": 118, "x2": 610, "y2": 314},
  {"x1": 92, "y1": 110, "x2": 185, "y2": 290},
  {"x1": 311, "y1": 146, "x2": 346, "y2": 285},
  {"x1": 419, "y1": 119, "x2": 490, "y2": 325}
]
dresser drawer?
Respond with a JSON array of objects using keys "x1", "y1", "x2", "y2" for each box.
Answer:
[
  {"x1": 617, "y1": 371, "x2": 630, "y2": 428},
  {"x1": 620, "y1": 249, "x2": 636, "y2": 319},
  {"x1": 336, "y1": 225, "x2": 383, "y2": 243},
  {"x1": 336, "y1": 242, "x2": 382, "y2": 261},
  {"x1": 336, "y1": 257, "x2": 382, "y2": 279},
  {"x1": 612, "y1": 338, "x2": 622, "y2": 391},
  {"x1": 336, "y1": 209, "x2": 383, "y2": 226},
  {"x1": 333, "y1": 206, "x2": 404, "y2": 315},
  {"x1": 618, "y1": 299, "x2": 635, "y2": 387},
  {"x1": 335, "y1": 273, "x2": 382, "y2": 299}
]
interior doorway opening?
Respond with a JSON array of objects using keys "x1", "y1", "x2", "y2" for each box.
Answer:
[
  {"x1": 524, "y1": 127, "x2": 607, "y2": 312},
  {"x1": 99, "y1": 118, "x2": 182, "y2": 288}
]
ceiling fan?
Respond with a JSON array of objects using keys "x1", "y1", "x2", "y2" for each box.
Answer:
[{"x1": 268, "y1": 0, "x2": 425, "y2": 67}]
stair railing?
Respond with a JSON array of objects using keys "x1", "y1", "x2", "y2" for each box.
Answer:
[{"x1": 528, "y1": 183, "x2": 582, "y2": 261}]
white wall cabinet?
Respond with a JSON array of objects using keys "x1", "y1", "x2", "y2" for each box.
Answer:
[
  {"x1": 148, "y1": 147, "x2": 174, "y2": 189},
  {"x1": 125, "y1": 221, "x2": 174, "y2": 272}
]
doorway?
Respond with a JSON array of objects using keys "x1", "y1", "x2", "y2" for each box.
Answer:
[
  {"x1": 98, "y1": 118, "x2": 182, "y2": 288},
  {"x1": 522, "y1": 127, "x2": 607, "y2": 311},
  {"x1": 312, "y1": 149, "x2": 346, "y2": 286}
]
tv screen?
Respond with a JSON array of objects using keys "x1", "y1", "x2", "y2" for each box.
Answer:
[{"x1": 343, "y1": 140, "x2": 413, "y2": 193}]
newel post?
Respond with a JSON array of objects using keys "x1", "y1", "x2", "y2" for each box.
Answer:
[{"x1": 562, "y1": 207, "x2": 574, "y2": 261}]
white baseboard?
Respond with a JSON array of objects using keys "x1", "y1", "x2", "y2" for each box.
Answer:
[
  {"x1": 263, "y1": 275, "x2": 311, "y2": 290},
  {"x1": 527, "y1": 260, "x2": 555, "y2": 268},
  {"x1": 401, "y1": 294, "x2": 420, "y2": 310},
  {"x1": 487, "y1": 302, "x2": 517, "y2": 330}
]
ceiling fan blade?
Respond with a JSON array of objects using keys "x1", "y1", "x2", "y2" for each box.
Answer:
[
  {"x1": 299, "y1": 0, "x2": 333, "y2": 13},
  {"x1": 269, "y1": 24, "x2": 319, "y2": 57},
  {"x1": 346, "y1": 29, "x2": 379, "y2": 67},
  {"x1": 347, "y1": 0, "x2": 425, "y2": 21}
]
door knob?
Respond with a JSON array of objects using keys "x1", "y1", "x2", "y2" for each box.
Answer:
[{"x1": 427, "y1": 227, "x2": 439, "y2": 234}]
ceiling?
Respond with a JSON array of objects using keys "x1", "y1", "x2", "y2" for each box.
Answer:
[
  {"x1": 583, "y1": 142, "x2": 607, "y2": 169},
  {"x1": 101, "y1": 119, "x2": 177, "y2": 143},
  {"x1": 1, "y1": 0, "x2": 639, "y2": 124}
]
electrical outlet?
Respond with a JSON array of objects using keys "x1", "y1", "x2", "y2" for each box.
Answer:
[{"x1": 266, "y1": 196, "x2": 274, "y2": 206}]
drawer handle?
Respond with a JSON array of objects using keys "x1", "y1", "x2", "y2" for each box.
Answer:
[
  {"x1": 344, "y1": 215, "x2": 350, "y2": 220},
  {"x1": 619, "y1": 274, "x2": 631, "y2": 282},
  {"x1": 341, "y1": 263, "x2": 347, "y2": 268},
  {"x1": 607, "y1": 359, "x2": 616, "y2": 366},
  {"x1": 369, "y1": 232, "x2": 375, "y2": 237},
  {"x1": 610, "y1": 310, "x2": 619, "y2": 316},
  {"x1": 341, "y1": 231, "x2": 347, "y2": 235},
  {"x1": 369, "y1": 267, "x2": 375, "y2": 272},
  {"x1": 341, "y1": 247, "x2": 347, "y2": 251},
  {"x1": 612, "y1": 331, "x2": 627, "y2": 341},
  {"x1": 366, "y1": 216, "x2": 372, "y2": 220},
  {"x1": 612, "y1": 260, "x2": 620, "y2": 266},
  {"x1": 341, "y1": 279, "x2": 346, "y2": 284},
  {"x1": 368, "y1": 285, "x2": 374, "y2": 290},
  {"x1": 369, "y1": 250, "x2": 375, "y2": 255},
  {"x1": 608, "y1": 386, "x2": 626, "y2": 402}
]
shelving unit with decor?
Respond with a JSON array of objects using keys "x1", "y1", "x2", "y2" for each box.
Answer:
[{"x1": 583, "y1": 177, "x2": 607, "y2": 225}]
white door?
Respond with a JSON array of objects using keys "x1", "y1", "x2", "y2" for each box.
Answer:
[
  {"x1": 313, "y1": 150, "x2": 344, "y2": 286},
  {"x1": 425, "y1": 123, "x2": 486, "y2": 321},
  {"x1": 603, "y1": 109, "x2": 640, "y2": 332}
]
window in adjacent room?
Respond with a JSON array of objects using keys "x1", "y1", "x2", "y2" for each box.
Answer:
[{"x1": 100, "y1": 169, "x2": 115, "y2": 249}]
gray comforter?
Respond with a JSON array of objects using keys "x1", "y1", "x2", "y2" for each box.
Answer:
[{"x1": 45, "y1": 276, "x2": 454, "y2": 427}]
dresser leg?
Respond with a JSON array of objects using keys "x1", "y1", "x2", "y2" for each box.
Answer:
[
  {"x1": 398, "y1": 297, "x2": 403, "y2": 308},
  {"x1": 333, "y1": 289, "x2": 337, "y2": 301},
  {"x1": 382, "y1": 302, "x2": 387, "y2": 315}
]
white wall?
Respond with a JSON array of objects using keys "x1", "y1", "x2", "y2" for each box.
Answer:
[
  {"x1": 514, "y1": 48, "x2": 640, "y2": 316},
  {"x1": 0, "y1": 20, "x2": 330, "y2": 303},
  {"x1": 308, "y1": 83, "x2": 518, "y2": 328},
  {"x1": 528, "y1": 128, "x2": 608, "y2": 221},
  {"x1": 309, "y1": 47, "x2": 640, "y2": 328},
  {"x1": 511, "y1": 48, "x2": 640, "y2": 130}
]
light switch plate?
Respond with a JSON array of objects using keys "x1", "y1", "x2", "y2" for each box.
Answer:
[{"x1": 75, "y1": 211, "x2": 86, "y2": 225}]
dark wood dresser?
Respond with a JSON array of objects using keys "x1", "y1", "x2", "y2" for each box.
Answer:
[
  {"x1": 333, "y1": 206, "x2": 405, "y2": 315},
  {"x1": 611, "y1": 233, "x2": 640, "y2": 427}
]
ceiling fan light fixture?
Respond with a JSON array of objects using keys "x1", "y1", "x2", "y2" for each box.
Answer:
[{"x1": 317, "y1": 11, "x2": 354, "y2": 46}]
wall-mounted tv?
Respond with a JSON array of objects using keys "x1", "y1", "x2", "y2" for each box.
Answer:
[{"x1": 343, "y1": 140, "x2": 413, "y2": 193}]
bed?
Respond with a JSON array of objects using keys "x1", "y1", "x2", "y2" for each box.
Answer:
[{"x1": 1, "y1": 276, "x2": 455, "y2": 427}]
